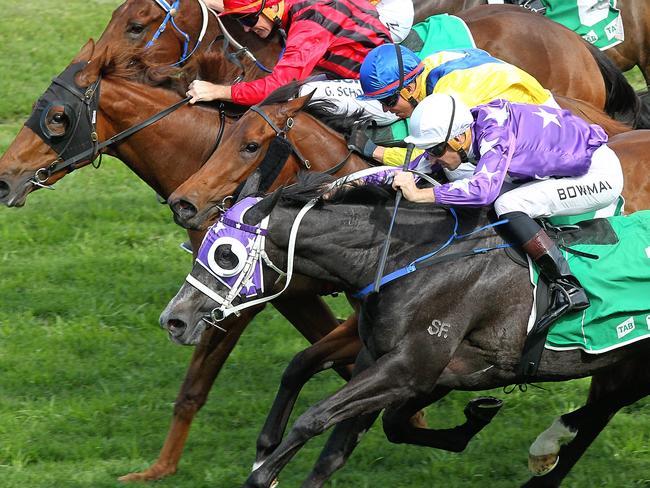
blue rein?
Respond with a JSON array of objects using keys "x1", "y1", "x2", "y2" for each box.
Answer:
[{"x1": 354, "y1": 208, "x2": 513, "y2": 298}]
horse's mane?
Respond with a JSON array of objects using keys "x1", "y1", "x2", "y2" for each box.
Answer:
[
  {"x1": 260, "y1": 80, "x2": 371, "y2": 134},
  {"x1": 277, "y1": 172, "x2": 394, "y2": 207}
]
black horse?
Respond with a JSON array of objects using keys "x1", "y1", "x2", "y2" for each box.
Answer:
[{"x1": 161, "y1": 174, "x2": 650, "y2": 487}]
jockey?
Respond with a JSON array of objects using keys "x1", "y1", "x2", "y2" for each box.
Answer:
[
  {"x1": 351, "y1": 44, "x2": 558, "y2": 167},
  {"x1": 393, "y1": 93, "x2": 624, "y2": 324},
  {"x1": 188, "y1": 0, "x2": 411, "y2": 112}
]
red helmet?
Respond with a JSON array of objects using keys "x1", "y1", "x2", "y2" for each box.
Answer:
[{"x1": 221, "y1": 0, "x2": 282, "y2": 16}]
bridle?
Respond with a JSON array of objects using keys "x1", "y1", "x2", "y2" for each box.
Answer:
[
  {"x1": 185, "y1": 196, "x2": 316, "y2": 325},
  {"x1": 187, "y1": 166, "x2": 402, "y2": 327},
  {"x1": 25, "y1": 63, "x2": 228, "y2": 188},
  {"x1": 146, "y1": 0, "x2": 213, "y2": 66},
  {"x1": 227, "y1": 103, "x2": 354, "y2": 203}
]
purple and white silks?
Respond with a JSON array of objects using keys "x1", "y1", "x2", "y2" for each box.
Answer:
[{"x1": 432, "y1": 99, "x2": 608, "y2": 207}]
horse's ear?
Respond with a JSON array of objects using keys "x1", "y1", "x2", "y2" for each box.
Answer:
[
  {"x1": 242, "y1": 188, "x2": 283, "y2": 226},
  {"x1": 235, "y1": 171, "x2": 262, "y2": 203},
  {"x1": 280, "y1": 90, "x2": 316, "y2": 118},
  {"x1": 73, "y1": 39, "x2": 96, "y2": 63},
  {"x1": 75, "y1": 39, "x2": 102, "y2": 86}
]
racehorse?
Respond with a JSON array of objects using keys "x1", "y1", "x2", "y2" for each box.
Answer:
[
  {"x1": 161, "y1": 174, "x2": 650, "y2": 487},
  {"x1": 0, "y1": 0, "x2": 646, "y2": 482},
  {"x1": 165, "y1": 87, "x2": 649, "y2": 486},
  {"x1": 417, "y1": 0, "x2": 650, "y2": 86},
  {"x1": 0, "y1": 41, "x2": 354, "y2": 483},
  {"x1": 95, "y1": 0, "x2": 648, "y2": 126}
]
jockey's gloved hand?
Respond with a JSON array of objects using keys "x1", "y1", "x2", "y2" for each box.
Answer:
[{"x1": 347, "y1": 124, "x2": 378, "y2": 158}]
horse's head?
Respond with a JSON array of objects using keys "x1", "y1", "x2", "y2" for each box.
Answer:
[
  {"x1": 0, "y1": 41, "x2": 107, "y2": 207},
  {"x1": 168, "y1": 84, "x2": 362, "y2": 230},
  {"x1": 161, "y1": 192, "x2": 285, "y2": 344},
  {"x1": 89, "y1": 0, "x2": 214, "y2": 76}
]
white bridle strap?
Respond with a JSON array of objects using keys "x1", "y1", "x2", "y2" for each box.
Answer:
[
  {"x1": 196, "y1": 0, "x2": 210, "y2": 44},
  {"x1": 215, "y1": 13, "x2": 260, "y2": 64}
]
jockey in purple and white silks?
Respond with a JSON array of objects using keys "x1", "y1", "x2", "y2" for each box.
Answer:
[{"x1": 392, "y1": 93, "x2": 624, "y2": 324}]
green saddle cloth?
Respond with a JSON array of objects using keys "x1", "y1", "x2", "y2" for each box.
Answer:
[
  {"x1": 372, "y1": 15, "x2": 476, "y2": 147},
  {"x1": 536, "y1": 210, "x2": 650, "y2": 354},
  {"x1": 543, "y1": 0, "x2": 624, "y2": 51}
]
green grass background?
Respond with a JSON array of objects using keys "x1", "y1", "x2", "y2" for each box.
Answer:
[{"x1": 1, "y1": 1, "x2": 649, "y2": 487}]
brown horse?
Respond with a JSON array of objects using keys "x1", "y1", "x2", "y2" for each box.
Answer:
[
  {"x1": 168, "y1": 87, "x2": 639, "y2": 229},
  {"x1": 166, "y1": 88, "x2": 649, "y2": 486},
  {"x1": 419, "y1": 0, "x2": 650, "y2": 87},
  {"x1": 94, "y1": 0, "x2": 646, "y2": 125}
]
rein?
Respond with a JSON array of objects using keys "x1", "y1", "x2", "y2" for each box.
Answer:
[{"x1": 354, "y1": 208, "x2": 512, "y2": 298}]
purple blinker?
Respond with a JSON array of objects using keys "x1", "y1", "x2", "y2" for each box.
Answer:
[{"x1": 194, "y1": 197, "x2": 268, "y2": 298}]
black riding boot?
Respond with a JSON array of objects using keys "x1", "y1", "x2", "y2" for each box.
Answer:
[{"x1": 500, "y1": 212, "x2": 589, "y2": 327}]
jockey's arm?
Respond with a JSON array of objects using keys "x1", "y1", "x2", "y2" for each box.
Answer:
[{"x1": 187, "y1": 21, "x2": 331, "y2": 105}]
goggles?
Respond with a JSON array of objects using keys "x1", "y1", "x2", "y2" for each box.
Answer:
[
  {"x1": 426, "y1": 142, "x2": 447, "y2": 158},
  {"x1": 235, "y1": 12, "x2": 260, "y2": 27},
  {"x1": 378, "y1": 87, "x2": 412, "y2": 108}
]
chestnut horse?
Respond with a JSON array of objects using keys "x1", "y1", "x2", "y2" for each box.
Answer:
[
  {"x1": 0, "y1": 0, "x2": 646, "y2": 482},
  {"x1": 166, "y1": 88, "x2": 649, "y2": 487},
  {"x1": 94, "y1": 0, "x2": 646, "y2": 125},
  {"x1": 418, "y1": 0, "x2": 650, "y2": 86}
]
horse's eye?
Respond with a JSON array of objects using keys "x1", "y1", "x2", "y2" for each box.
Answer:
[
  {"x1": 52, "y1": 113, "x2": 65, "y2": 124},
  {"x1": 244, "y1": 142, "x2": 260, "y2": 153},
  {"x1": 215, "y1": 244, "x2": 239, "y2": 270},
  {"x1": 127, "y1": 22, "x2": 145, "y2": 35}
]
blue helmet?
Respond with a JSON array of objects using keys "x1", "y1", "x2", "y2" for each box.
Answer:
[{"x1": 358, "y1": 44, "x2": 424, "y2": 101}]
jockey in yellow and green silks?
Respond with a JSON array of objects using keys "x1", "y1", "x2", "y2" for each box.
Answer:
[{"x1": 352, "y1": 44, "x2": 558, "y2": 167}]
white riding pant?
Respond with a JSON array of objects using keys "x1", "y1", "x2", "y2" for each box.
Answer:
[
  {"x1": 298, "y1": 80, "x2": 400, "y2": 126},
  {"x1": 494, "y1": 144, "x2": 624, "y2": 218},
  {"x1": 375, "y1": 0, "x2": 415, "y2": 43}
]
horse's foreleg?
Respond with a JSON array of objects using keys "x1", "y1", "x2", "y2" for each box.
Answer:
[
  {"x1": 118, "y1": 310, "x2": 257, "y2": 482},
  {"x1": 254, "y1": 317, "x2": 361, "y2": 467},
  {"x1": 302, "y1": 412, "x2": 381, "y2": 488},
  {"x1": 243, "y1": 346, "x2": 445, "y2": 488}
]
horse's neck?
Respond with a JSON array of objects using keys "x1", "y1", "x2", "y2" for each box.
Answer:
[
  {"x1": 98, "y1": 78, "x2": 224, "y2": 199},
  {"x1": 268, "y1": 202, "x2": 486, "y2": 289}
]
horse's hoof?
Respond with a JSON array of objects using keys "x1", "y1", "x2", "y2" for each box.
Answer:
[
  {"x1": 528, "y1": 453, "x2": 560, "y2": 477},
  {"x1": 117, "y1": 462, "x2": 177, "y2": 482},
  {"x1": 464, "y1": 396, "x2": 503, "y2": 424},
  {"x1": 409, "y1": 409, "x2": 428, "y2": 429}
]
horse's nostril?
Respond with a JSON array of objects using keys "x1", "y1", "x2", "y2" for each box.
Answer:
[
  {"x1": 167, "y1": 318, "x2": 188, "y2": 337},
  {"x1": 172, "y1": 199, "x2": 198, "y2": 221},
  {"x1": 0, "y1": 180, "x2": 10, "y2": 200}
]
